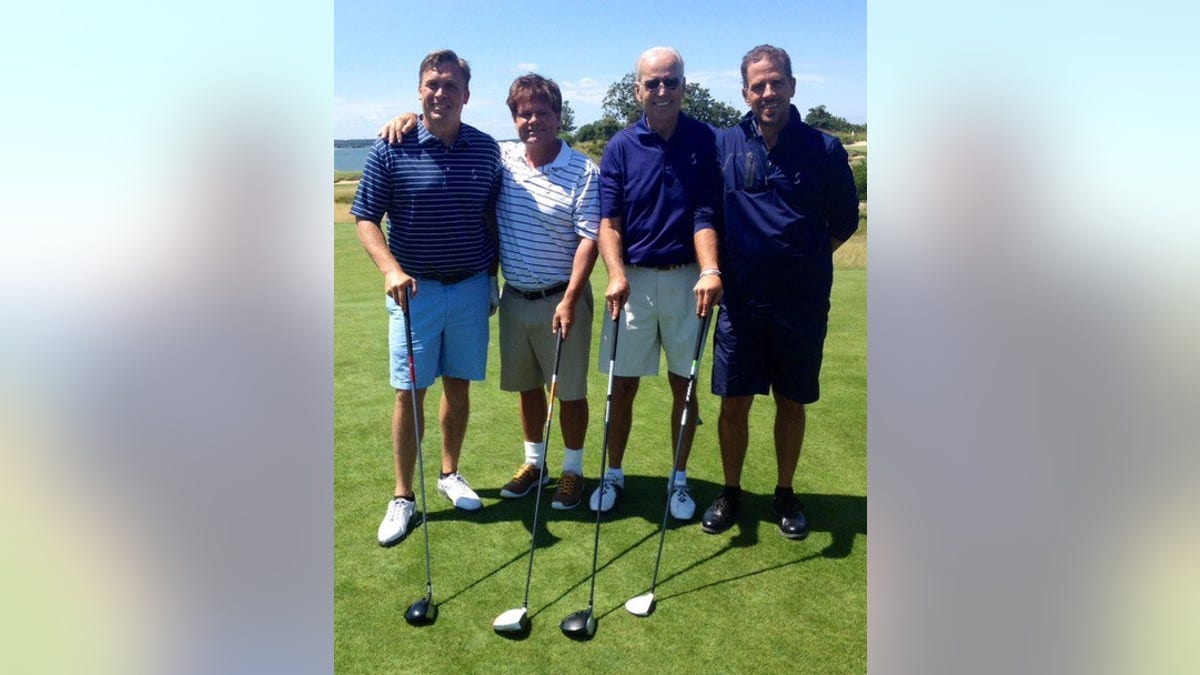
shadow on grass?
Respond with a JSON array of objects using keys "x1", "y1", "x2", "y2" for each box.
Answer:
[
  {"x1": 421, "y1": 481, "x2": 864, "y2": 617},
  {"x1": 596, "y1": 490, "x2": 865, "y2": 618}
]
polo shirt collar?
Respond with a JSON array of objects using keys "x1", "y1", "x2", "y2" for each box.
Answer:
[{"x1": 416, "y1": 116, "x2": 473, "y2": 148}]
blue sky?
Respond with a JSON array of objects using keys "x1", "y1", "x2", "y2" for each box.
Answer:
[{"x1": 335, "y1": 0, "x2": 865, "y2": 140}]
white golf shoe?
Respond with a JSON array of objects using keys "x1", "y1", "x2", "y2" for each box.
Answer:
[
  {"x1": 669, "y1": 483, "x2": 696, "y2": 520},
  {"x1": 377, "y1": 497, "x2": 417, "y2": 546},
  {"x1": 437, "y1": 472, "x2": 482, "y2": 511},
  {"x1": 588, "y1": 471, "x2": 624, "y2": 512}
]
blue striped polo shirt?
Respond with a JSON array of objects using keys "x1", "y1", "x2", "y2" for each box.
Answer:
[
  {"x1": 496, "y1": 141, "x2": 600, "y2": 290},
  {"x1": 350, "y1": 120, "x2": 501, "y2": 277},
  {"x1": 598, "y1": 112, "x2": 720, "y2": 266}
]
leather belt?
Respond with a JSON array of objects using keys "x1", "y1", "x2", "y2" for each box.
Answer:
[
  {"x1": 506, "y1": 281, "x2": 569, "y2": 300},
  {"x1": 416, "y1": 270, "x2": 479, "y2": 285}
]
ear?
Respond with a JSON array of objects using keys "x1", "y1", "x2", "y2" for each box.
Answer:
[
  {"x1": 462, "y1": 87, "x2": 471, "y2": 106},
  {"x1": 742, "y1": 87, "x2": 751, "y2": 105}
]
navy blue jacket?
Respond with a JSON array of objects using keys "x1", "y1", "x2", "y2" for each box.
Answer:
[{"x1": 717, "y1": 107, "x2": 859, "y2": 310}]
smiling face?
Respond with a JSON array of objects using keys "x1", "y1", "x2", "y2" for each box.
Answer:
[
  {"x1": 742, "y1": 56, "x2": 796, "y2": 133},
  {"x1": 513, "y1": 97, "x2": 561, "y2": 151},
  {"x1": 419, "y1": 62, "x2": 470, "y2": 126},
  {"x1": 634, "y1": 50, "x2": 684, "y2": 128}
]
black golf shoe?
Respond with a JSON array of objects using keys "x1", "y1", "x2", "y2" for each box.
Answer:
[
  {"x1": 772, "y1": 493, "x2": 808, "y2": 540},
  {"x1": 701, "y1": 494, "x2": 741, "y2": 534}
]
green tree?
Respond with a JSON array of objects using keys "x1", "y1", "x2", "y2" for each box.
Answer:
[
  {"x1": 602, "y1": 71, "x2": 743, "y2": 128},
  {"x1": 683, "y1": 83, "x2": 742, "y2": 128},
  {"x1": 804, "y1": 104, "x2": 866, "y2": 135},
  {"x1": 559, "y1": 100, "x2": 576, "y2": 135},
  {"x1": 574, "y1": 117, "x2": 623, "y2": 143},
  {"x1": 601, "y1": 72, "x2": 641, "y2": 125}
]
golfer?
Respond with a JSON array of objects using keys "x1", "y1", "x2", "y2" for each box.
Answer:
[
  {"x1": 352, "y1": 49, "x2": 502, "y2": 547},
  {"x1": 591, "y1": 46, "x2": 724, "y2": 520},
  {"x1": 700, "y1": 45, "x2": 860, "y2": 539}
]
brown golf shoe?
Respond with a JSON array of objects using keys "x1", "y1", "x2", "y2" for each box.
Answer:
[
  {"x1": 499, "y1": 463, "x2": 549, "y2": 498},
  {"x1": 551, "y1": 471, "x2": 584, "y2": 510}
]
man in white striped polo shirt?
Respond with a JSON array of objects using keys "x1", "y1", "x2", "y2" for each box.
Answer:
[{"x1": 382, "y1": 73, "x2": 600, "y2": 510}]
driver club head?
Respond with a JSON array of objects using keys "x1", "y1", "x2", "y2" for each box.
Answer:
[
  {"x1": 624, "y1": 592, "x2": 656, "y2": 617},
  {"x1": 559, "y1": 609, "x2": 597, "y2": 640},
  {"x1": 404, "y1": 596, "x2": 437, "y2": 626},
  {"x1": 491, "y1": 607, "x2": 530, "y2": 637}
]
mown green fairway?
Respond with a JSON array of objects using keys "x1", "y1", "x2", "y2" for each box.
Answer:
[{"x1": 334, "y1": 223, "x2": 866, "y2": 673}]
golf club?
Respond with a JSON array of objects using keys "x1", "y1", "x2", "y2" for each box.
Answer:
[
  {"x1": 493, "y1": 328, "x2": 565, "y2": 636},
  {"x1": 625, "y1": 310, "x2": 714, "y2": 617},
  {"x1": 400, "y1": 287, "x2": 438, "y2": 627},
  {"x1": 560, "y1": 310, "x2": 621, "y2": 639}
]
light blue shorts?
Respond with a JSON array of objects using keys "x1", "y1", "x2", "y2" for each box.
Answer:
[{"x1": 387, "y1": 273, "x2": 490, "y2": 390}]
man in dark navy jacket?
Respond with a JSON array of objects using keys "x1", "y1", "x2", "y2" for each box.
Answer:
[{"x1": 700, "y1": 44, "x2": 860, "y2": 540}]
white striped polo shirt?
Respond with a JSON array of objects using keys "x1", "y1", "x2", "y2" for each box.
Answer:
[{"x1": 496, "y1": 140, "x2": 600, "y2": 291}]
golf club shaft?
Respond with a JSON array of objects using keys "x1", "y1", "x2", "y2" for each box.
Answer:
[
  {"x1": 521, "y1": 328, "x2": 565, "y2": 609},
  {"x1": 647, "y1": 310, "x2": 714, "y2": 593},
  {"x1": 587, "y1": 312, "x2": 621, "y2": 609},
  {"x1": 404, "y1": 288, "x2": 434, "y2": 600}
]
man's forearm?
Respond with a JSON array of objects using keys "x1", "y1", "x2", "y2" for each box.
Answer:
[
  {"x1": 598, "y1": 217, "x2": 626, "y2": 279},
  {"x1": 356, "y1": 219, "x2": 403, "y2": 277},
  {"x1": 563, "y1": 237, "x2": 600, "y2": 305}
]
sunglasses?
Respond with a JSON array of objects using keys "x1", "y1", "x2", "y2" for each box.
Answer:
[{"x1": 641, "y1": 77, "x2": 681, "y2": 91}]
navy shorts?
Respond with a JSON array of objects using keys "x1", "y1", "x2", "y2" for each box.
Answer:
[{"x1": 711, "y1": 302, "x2": 827, "y2": 404}]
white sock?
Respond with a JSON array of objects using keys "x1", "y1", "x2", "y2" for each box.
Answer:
[
  {"x1": 562, "y1": 448, "x2": 584, "y2": 475},
  {"x1": 673, "y1": 469, "x2": 688, "y2": 487},
  {"x1": 524, "y1": 441, "x2": 545, "y2": 468},
  {"x1": 605, "y1": 466, "x2": 624, "y2": 481}
]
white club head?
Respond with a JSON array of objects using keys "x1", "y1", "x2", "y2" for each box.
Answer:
[
  {"x1": 491, "y1": 607, "x2": 529, "y2": 633},
  {"x1": 624, "y1": 592, "x2": 656, "y2": 617}
]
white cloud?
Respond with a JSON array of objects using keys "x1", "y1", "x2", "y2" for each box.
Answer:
[
  {"x1": 515, "y1": 62, "x2": 538, "y2": 72},
  {"x1": 559, "y1": 76, "x2": 607, "y2": 104}
]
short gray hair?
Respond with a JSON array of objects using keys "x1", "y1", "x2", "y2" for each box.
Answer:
[{"x1": 635, "y1": 46, "x2": 684, "y2": 80}]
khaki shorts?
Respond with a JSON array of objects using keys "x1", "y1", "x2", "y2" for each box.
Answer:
[
  {"x1": 499, "y1": 282, "x2": 593, "y2": 401},
  {"x1": 598, "y1": 263, "x2": 701, "y2": 378}
]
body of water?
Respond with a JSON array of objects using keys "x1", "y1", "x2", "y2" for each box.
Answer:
[{"x1": 335, "y1": 145, "x2": 374, "y2": 172}]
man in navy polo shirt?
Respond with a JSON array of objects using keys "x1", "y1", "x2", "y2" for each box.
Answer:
[
  {"x1": 700, "y1": 44, "x2": 860, "y2": 540},
  {"x1": 351, "y1": 49, "x2": 503, "y2": 547},
  {"x1": 592, "y1": 47, "x2": 724, "y2": 519}
]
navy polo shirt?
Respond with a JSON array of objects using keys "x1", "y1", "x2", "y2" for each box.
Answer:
[
  {"x1": 350, "y1": 120, "x2": 501, "y2": 277},
  {"x1": 599, "y1": 113, "x2": 720, "y2": 266},
  {"x1": 717, "y1": 107, "x2": 859, "y2": 309}
]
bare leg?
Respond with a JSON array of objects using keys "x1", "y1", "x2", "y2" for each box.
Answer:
[
  {"x1": 717, "y1": 395, "x2": 754, "y2": 487},
  {"x1": 439, "y1": 377, "x2": 470, "y2": 474},
  {"x1": 667, "y1": 371, "x2": 699, "y2": 471},
  {"x1": 605, "y1": 376, "x2": 640, "y2": 469},
  {"x1": 519, "y1": 388, "x2": 548, "y2": 443},
  {"x1": 772, "y1": 392, "x2": 806, "y2": 489},
  {"x1": 392, "y1": 387, "x2": 428, "y2": 496},
  {"x1": 558, "y1": 398, "x2": 589, "y2": 451}
]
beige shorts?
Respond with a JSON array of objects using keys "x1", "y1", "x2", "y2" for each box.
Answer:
[
  {"x1": 499, "y1": 283, "x2": 593, "y2": 401},
  {"x1": 598, "y1": 263, "x2": 701, "y2": 378}
]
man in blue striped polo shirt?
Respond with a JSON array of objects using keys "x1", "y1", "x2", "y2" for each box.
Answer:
[
  {"x1": 351, "y1": 49, "x2": 503, "y2": 547},
  {"x1": 592, "y1": 47, "x2": 724, "y2": 520},
  {"x1": 380, "y1": 73, "x2": 601, "y2": 511}
]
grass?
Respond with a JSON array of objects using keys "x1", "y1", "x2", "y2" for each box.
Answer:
[{"x1": 335, "y1": 200, "x2": 865, "y2": 673}]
